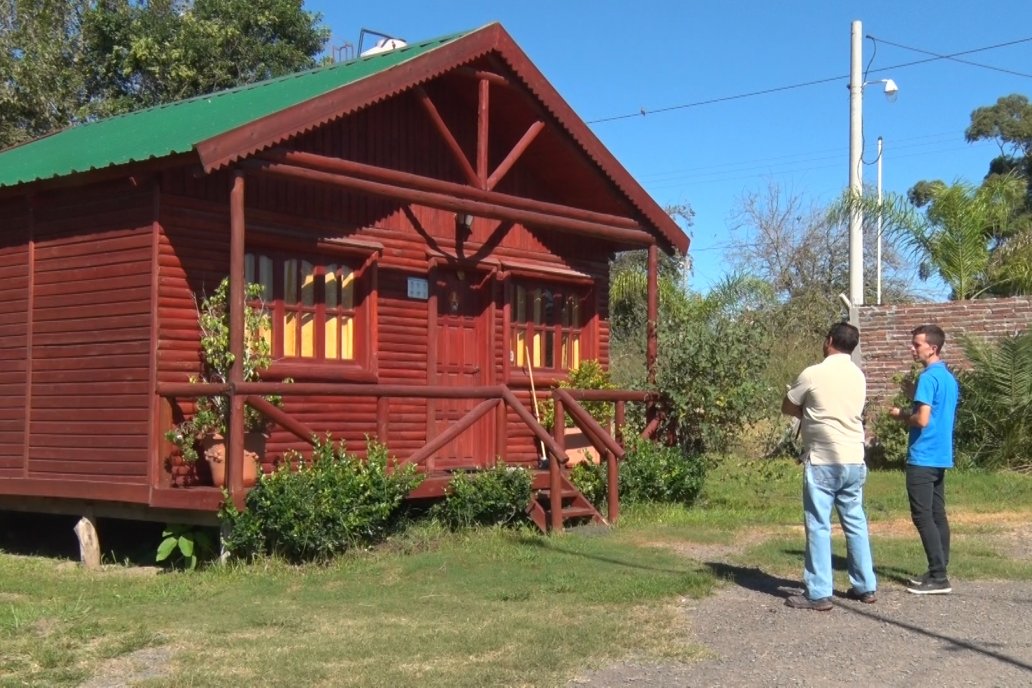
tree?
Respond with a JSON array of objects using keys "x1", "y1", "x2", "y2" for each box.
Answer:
[
  {"x1": 0, "y1": 0, "x2": 88, "y2": 148},
  {"x1": 0, "y1": 0, "x2": 329, "y2": 147},
  {"x1": 871, "y1": 174, "x2": 1030, "y2": 299},
  {"x1": 655, "y1": 274, "x2": 775, "y2": 455},
  {"x1": 80, "y1": 0, "x2": 330, "y2": 117},
  {"x1": 608, "y1": 203, "x2": 693, "y2": 386},
  {"x1": 965, "y1": 94, "x2": 1032, "y2": 197},
  {"x1": 730, "y1": 182, "x2": 910, "y2": 334}
]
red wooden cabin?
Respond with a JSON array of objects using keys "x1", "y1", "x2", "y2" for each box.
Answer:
[{"x1": 0, "y1": 24, "x2": 688, "y2": 535}]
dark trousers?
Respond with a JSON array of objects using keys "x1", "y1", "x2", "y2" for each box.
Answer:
[{"x1": 906, "y1": 465, "x2": 950, "y2": 579}]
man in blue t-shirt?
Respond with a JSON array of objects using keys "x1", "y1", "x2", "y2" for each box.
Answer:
[{"x1": 890, "y1": 324, "x2": 959, "y2": 594}]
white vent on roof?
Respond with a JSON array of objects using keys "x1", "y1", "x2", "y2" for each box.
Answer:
[{"x1": 360, "y1": 37, "x2": 407, "y2": 57}]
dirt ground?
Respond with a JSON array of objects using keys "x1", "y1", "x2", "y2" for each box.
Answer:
[{"x1": 568, "y1": 517, "x2": 1032, "y2": 687}]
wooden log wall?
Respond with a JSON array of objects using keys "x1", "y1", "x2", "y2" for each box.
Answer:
[
  {"x1": 27, "y1": 180, "x2": 155, "y2": 483},
  {"x1": 0, "y1": 198, "x2": 31, "y2": 477},
  {"x1": 157, "y1": 91, "x2": 622, "y2": 470}
]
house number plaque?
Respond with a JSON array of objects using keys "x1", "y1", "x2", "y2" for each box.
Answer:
[{"x1": 407, "y1": 276, "x2": 429, "y2": 300}]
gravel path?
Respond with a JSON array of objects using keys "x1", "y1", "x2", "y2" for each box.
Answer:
[{"x1": 569, "y1": 569, "x2": 1032, "y2": 687}]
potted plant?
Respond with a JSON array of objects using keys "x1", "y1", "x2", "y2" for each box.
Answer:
[
  {"x1": 165, "y1": 277, "x2": 278, "y2": 487},
  {"x1": 540, "y1": 360, "x2": 615, "y2": 464}
]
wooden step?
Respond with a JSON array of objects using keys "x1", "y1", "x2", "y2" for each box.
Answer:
[{"x1": 559, "y1": 506, "x2": 599, "y2": 519}]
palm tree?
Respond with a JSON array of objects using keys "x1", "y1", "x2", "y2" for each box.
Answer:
[{"x1": 838, "y1": 174, "x2": 1028, "y2": 299}]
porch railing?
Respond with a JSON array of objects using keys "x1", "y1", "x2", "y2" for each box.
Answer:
[{"x1": 156, "y1": 382, "x2": 661, "y2": 530}]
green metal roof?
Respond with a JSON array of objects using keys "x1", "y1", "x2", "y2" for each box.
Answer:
[{"x1": 0, "y1": 30, "x2": 469, "y2": 189}]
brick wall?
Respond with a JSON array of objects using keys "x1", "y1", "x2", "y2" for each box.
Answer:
[{"x1": 858, "y1": 297, "x2": 1032, "y2": 405}]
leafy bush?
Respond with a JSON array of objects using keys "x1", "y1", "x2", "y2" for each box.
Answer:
[
  {"x1": 656, "y1": 295, "x2": 772, "y2": 454},
  {"x1": 955, "y1": 331, "x2": 1032, "y2": 471},
  {"x1": 538, "y1": 360, "x2": 615, "y2": 430},
  {"x1": 864, "y1": 365, "x2": 920, "y2": 470},
  {"x1": 165, "y1": 278, "x2": 279, "y2": 463},
  {"x1": 865, "y1": 410, "x2": 909, "y2": 470},
  {"x1": 155, "y1": 523, "x2": 215, "y2": 570},
  {"x1": 619, "y1": 436, "x2": 706, "y2": 505},
  {"x1": 220, "y1": 437, "x2": 423, "y2": 562},
  {"x1": 432, "y1": 462, "x2": 533, "y2": 529},
  {"x1": 570, "y1": 460, "x2": 609, "y2": 508}
]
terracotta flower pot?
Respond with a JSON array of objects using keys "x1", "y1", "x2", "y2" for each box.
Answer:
[
  {"x1": 564, "y1": 426, "x2": 600, "y2": 465},
  {"x1": 200, "y1": 432, "x2": 264, "y2": 487}
]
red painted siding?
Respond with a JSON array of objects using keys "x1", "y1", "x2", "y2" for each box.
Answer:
[
  {"x1": 27, "y1": 181, "x2": 154, "y2": 483},
  {"x1": 0, "y1": 198, "x2": 30, "y2": 476}
]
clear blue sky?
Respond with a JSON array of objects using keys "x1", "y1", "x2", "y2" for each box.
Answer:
[{"x1": 308, "y1": 1, "x2": 1032, "y2": 299}]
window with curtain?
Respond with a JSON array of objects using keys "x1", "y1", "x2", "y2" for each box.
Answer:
[
  {"x1": 246, "y1": 252, "x2": 359, "y2": 363},
  {"x1": 511, "y1": 282, "x2": 588, "y2": 372}
]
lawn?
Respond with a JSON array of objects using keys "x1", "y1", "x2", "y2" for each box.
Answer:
[{"x1": 3, "y1": 459, "x2": 1031, "y2": 687}]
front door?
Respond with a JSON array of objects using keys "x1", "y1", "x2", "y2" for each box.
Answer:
[{"x1": 432, "y1": 267, "x2": 492, "y2": 467}]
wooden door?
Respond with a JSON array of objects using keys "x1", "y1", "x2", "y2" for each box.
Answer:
[{"x1": 432, "y1": 268, "x2": 492, "y2": 467}]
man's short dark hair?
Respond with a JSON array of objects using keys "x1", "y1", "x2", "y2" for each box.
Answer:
[
  {"x1": 827, "y1": 322, "x2": 860, "y2": 354},
  {"x1": 912, "y1": 324, "x2": 946, "y2": 354}
]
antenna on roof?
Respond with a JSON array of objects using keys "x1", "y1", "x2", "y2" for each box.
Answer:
[
  {"x1": 333, "y1": 42, "x2": 355, "y2": 63},
  {"x1": 358, "y1": 28, "x2": 407, "y2": 57}
]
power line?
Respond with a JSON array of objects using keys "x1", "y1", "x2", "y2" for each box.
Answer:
[
  {"x1": 636, "y1": 130, "x2": 970, "y2": 184},
  {"x1": 640, "y1": 140, "x2": 996, "y2": 191},
  {"x1": 588, "y1": 35, "x2": 1032, "y2": 125},
  {"x1": 867, "y1": 34, "x2": 1032, "y2": 79}
]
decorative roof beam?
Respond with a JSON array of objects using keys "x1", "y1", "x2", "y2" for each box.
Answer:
[
  {"x1": 477, "y1": 78, "x2": 490, "y2": 185},
  {"x1": 258, "y1": 149, "x2": 643, "y2": 231},
  {"x1": 486, "y1": 119, "x2": 544, "y2": 191},
  {"x1": 414, "y1": 86, "x2": 481, "y2": 188},
  {"x1": 455, "y1": 67, "x2": 513, "y2": 88},
  {"x1": 242, "y1": 159, "x2": 655, "y2": 248}
]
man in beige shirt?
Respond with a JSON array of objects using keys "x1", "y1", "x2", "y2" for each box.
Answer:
[{"x1": 781, "y1": 322, "x2": 877, "y2": 611}]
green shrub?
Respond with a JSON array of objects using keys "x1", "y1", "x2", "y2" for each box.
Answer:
[
  {"x1": 612, "y1": 436, "x2": 705, "y2": 505},
  {"x1": 569, "y1": 460, "x2": 609, "y2": 508},
  {"x1": 655, "y1": 299, "x2": 772, "y2": 454},
  {"x1": 955, "y1": 331, "x2": 1032, "y2": 471},
  {"x1": 432, "y1": 462, "x2": 533, "y2": 529},
  {"x1": 219, "y1": 437, "x2": 423, "y2": 562},
  {"x1": 538, "y1": 360, "x2": 615, "y2": 430},
  {"x1": 569, "y1": 439, "x2": 706, "y2": 508},
  {"x1": 155, "y1": 523, "x2": 216, "y2": 570},
  {"x1": 863, "y1": 365, "x2": 920, "y2": 470}
]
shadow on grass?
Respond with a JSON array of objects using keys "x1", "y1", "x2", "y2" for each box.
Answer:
[
  {"x1": 703, "y1": 562, "x2": 800, "y2": 599},
  {"x1": 784, "y1": 548, "x2": 919, "y2": 586},
  {"x1": 513, "y1": 533, "x2": 694, "y2": 576}
]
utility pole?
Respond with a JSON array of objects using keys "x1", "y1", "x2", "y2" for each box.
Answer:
[
  {"x1": 876, "y1": 136, "x2": 883, "y2": 305},
  {"x1": 848, "y1": 20, "x2": 864, "y2": 315}
]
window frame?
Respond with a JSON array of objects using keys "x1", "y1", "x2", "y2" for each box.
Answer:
[
  {"x1": 505, "y1": 277, "x2": 596, "y2": 386},
  {"x1": 245, "y1": 240, "x2": 378, "y2": 382}
]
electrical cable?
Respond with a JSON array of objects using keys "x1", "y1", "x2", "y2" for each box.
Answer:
[{"x1": 587, "y1": 35, "x2": 1032, "y2": 125}]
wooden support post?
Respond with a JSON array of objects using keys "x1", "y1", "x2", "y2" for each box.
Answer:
[
  {"x1": 477, "y1": 78, "x2": 490, "y2": 188},
  {"x1": 228, "y1": 170, "x2": 246, "y2": 506},
  {"x1": 606, "y1": 450, "x2": 619, "y2": 524},
  {"x1": 495, "y1": 398, "x2": 507, "y2": 461},
  {"x1": 615, "y1": 400, "x2": 626, "y2": 444},
  {"x1": 549, "y1": 446, "x2": 563, "y2": 534},
  {"x1": 74, "y1": 513, "x2": 101, "y2": 569}
]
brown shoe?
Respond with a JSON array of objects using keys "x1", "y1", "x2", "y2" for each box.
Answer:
[
  {"x1": 785, "y1": 595, "x2": 833, "y2": 611},
  {"x1": 846, "y1": 588, "x2": 877, "y2": 604}
]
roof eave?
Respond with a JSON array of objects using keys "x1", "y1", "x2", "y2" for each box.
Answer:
[
  {"x1": 196, "y1": 22, "x2": 688, "y2": 256},
  {"x1": 194, "y1": 27, "x2": 502, "y2": 175},
  {"x1": 484, "y1": 29, "x2": 689, "y2": 255}
]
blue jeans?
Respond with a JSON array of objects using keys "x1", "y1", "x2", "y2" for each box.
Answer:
[{"x1": 802, "y1": 462, "x2": 877, "y2": 600}]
